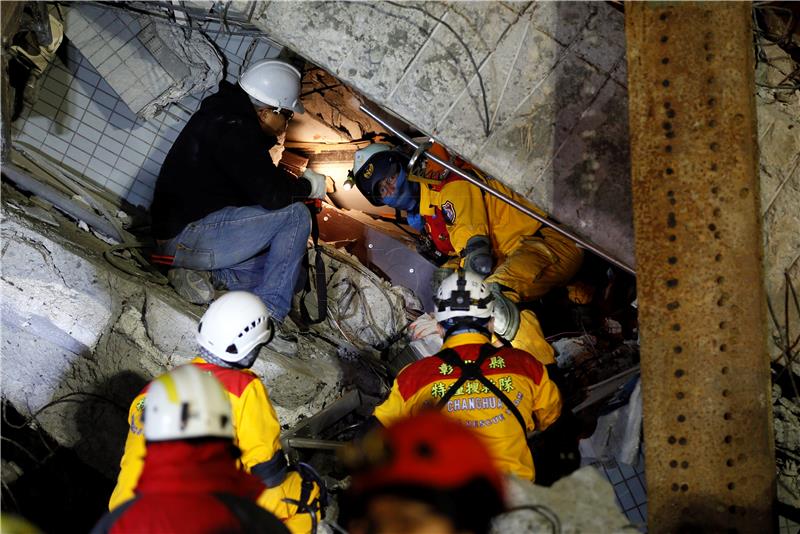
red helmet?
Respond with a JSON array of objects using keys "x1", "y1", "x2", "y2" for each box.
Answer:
[{"x1": 341, "y1": 411, "x2": 505, "y2": 532}]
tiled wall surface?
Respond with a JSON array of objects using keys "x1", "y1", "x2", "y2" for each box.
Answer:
[
  {"x1": 581, "y1": 440, "x2": 648, "y2": 530},
  {"x1": 10, "y1": 14, "x2": 280, "y2": 209}
]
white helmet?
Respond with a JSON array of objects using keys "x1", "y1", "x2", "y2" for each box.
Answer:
[
  {"x1": 144, "y1": 365, "x2": 233, "y2": 441},
  {"x1": 434, "y1": 270, "x2": 494, "y2": 323},
  {"x1": 196, "y1": 291, "x2": 273, "y2": 364},
  {"x1": 239, "y1": 59, "x2": 305, "y2": 114}
]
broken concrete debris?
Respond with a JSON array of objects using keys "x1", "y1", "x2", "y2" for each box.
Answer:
[
  {"x1": 774, "y1": 383, "x2": 800, "y2": 509},
  {"x1": 62, "y1": 3, "x2": 222, "y2": 119},
  {"x1": 3, "y1": 1, "x2": 797, "y2": 529},
  {"x1": 493, "y1": 467, "x2": 631, "y2": 533},
  {"x1": 299, "y1": 245, "x2": 414, "y2": 352}
]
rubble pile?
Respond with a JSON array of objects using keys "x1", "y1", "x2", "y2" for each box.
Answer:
[{"x1": 773, "y1": 382, "x2": 800, "y2": 509}]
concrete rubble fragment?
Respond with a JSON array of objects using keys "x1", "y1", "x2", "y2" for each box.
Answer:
[
  {"x1": 0, "y1": 185, "x2": 343, "y2": 477},
  {"x1": 492, "y1": 467, "x2": 631, "y2": 533},
  {"x1": 756, "y1": 79, "x2": 800, "y2": 371},
  {"x1": 586, "y1": 379, "x2": 642, "y2": 466},
  {"x1": 0, "y1": 181, "x2": 415, "y2": 477},
  {"x1": 62, "y1": 4, "x2": 222, "y2": 119},
  {"x1": 299, "y1": 245, "x2": 415, "y2": 352}
]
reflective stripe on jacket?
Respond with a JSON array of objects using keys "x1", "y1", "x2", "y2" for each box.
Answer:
[{"x1": 374, "y1": 332, "x2": 562, "y2": 481}]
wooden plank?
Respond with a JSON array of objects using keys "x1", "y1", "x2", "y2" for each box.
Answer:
[{"x1": 625, "y1": 3, "x2": 775, "y2": 532}]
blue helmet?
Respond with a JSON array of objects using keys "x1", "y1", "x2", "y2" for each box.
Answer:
[{"x1": 351, "y1": 144, "x2": 410, "y2": 207}]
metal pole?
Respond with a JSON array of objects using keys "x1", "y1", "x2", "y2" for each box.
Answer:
[
  {"x1": 287, "y1": 437, "x2": 346, "y2": 451},
  {"x1": 359, "y1": 105, "x2": 635, "y2": 275}
]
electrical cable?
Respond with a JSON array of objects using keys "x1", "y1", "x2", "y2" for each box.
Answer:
[
  {"x1": 313, "y1": 246, "x2": 403, "y2": 349},
  {"x1": 382, "y1": 1, "x2": 492, "y2": 137},
  {"x1": 1, "y1": 480, "x2": 20, "y2": 512},
  {"x1": 0, "y1": 436, "x2": 44, "y2": 465},
  {"x1": 323, "y1": 521, "x2": 349, "y2": 534},
  {"x1": 2, "y1": 391, "x2": 127, "y2": 431}
]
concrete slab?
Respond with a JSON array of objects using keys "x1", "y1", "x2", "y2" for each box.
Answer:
[{"x1": 254, "y1": 0, "x2": 635, "y2": 266}]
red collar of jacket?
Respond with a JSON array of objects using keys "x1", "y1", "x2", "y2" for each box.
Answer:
[{"x1": 136, "y1": 440, "x2": 265, "y2": 500}]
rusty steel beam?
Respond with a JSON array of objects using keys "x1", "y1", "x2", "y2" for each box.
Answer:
[{"x1": 626, "y1": 3, "x2": 775, "y2": 532}]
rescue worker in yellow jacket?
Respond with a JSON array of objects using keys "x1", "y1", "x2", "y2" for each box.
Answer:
[
  {"x1": 372, "y1": 270, "x2": 563, "y2": 481},
  {"x1": 109, "y1": 291, "x2": 322, "y2": 533},
  {"x1": 353, "y1": 142, "x2": 583, "y2": 365}
]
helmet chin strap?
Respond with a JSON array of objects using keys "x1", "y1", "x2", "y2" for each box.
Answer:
[{"x1": 442, "y1": 317, "x2": 492, "y2": 340}]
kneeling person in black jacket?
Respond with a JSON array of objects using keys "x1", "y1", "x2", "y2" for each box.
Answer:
[{"x1": 150, "y1": 59, "x2": 327, "y2": 326}]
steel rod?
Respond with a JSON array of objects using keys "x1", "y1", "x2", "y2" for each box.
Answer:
[
  {"x1": 287, "y1": 438, "x2": 346, "y2": 451},
  {"x1": 359, "y1": 105, "x2": 636, "y2": 275}
]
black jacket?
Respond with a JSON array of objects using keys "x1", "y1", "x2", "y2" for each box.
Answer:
[{"x1": 150, "y1": 81, "x2": 311, "y2": 240}]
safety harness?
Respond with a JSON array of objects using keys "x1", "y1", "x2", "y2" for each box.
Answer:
[
  {"x1": 434, "y1": 344, "x2": 537, "y2": 465},
  {"x1": 281, "y1": 461, "x2": 329, "y2": 534},
  {"x1": 299, "y1": 203, "x2": 328, "y2": 325}
]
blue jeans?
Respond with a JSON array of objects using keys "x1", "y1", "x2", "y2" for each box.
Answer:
[{"x1": 160, "y1": 204, "x2": 311, "y2": 321}]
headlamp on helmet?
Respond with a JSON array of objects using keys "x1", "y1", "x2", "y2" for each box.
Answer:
[{"x1": 433, "y1": 270, "x2": 494, "y2": 323}]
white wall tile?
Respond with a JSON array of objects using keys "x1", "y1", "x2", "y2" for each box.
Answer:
[
  {"x1": 94, "y1": 146, "x2": 119, "y2": 167},
  {"x1": 66, "y1": 145, "x2": 92, "y2": 167},
  {"x1": 76, "y1": 123, "x2": 102, "y2": 144},
  {"x1": 11, "y1": 23, "x2": 280, "y2": 209}
]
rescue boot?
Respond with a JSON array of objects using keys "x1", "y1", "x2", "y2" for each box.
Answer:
[{"x1": 167, "y1": 268, "x2": 214, "y2": 305}]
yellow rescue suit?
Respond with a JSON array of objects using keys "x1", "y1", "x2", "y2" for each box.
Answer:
[
  {"x1": 374, "y1": 332, "x2": 562, "y2": 481},
  {"x1": 419, "y1": 145, "x2": 583, "y2": 363},
  {"x1": 109, "y1": 358, "x2": 319, "y2": 534}
]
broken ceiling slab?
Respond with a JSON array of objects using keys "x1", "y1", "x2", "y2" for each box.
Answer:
[
  {"x1": 61, "y1": 3, "x2": 222, "y2": 119},
  {"x1": 253, "y1": 1, "x2": 635, "y2": 267}
]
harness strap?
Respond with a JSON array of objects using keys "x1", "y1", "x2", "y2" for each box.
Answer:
[
  {"x1": 299, "y1": 205, "x2": 328, "y2": 325},
  {"x1": 435, "y1": 345, "x2": 535, "y2": 463},
  {"x1": 282, "y1": 462, "x2": 328, "y2": 534}
]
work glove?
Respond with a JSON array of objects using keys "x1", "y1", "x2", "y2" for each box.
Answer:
[
  {"x1": 462, "y1": 235, "x2": 493, "y2": 277},
  {"x1": 431, "y1": 266, "x2": 455, "y2": 294},
  {"x1": 303, "y1": 168, "x2": 327, "y2": 200},
  {"x1": 408, "y1": 313, "x2": 441, "y2": 340},
  {"x1": 489, "y1": 283, "x2": 520, "y2": 342},
  {"x1": 408, "y1": 313, "x2": 444, "y2": 358}
]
